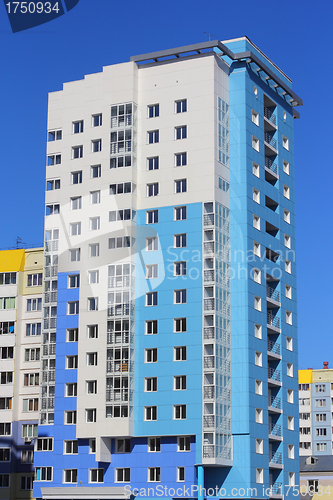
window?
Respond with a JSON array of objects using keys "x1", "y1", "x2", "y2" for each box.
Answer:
[
  {"x1": 219, "y1": 177, "x2": 230, "y2": 192},
  {"x1": 47, "y1": 154, "x2": 61, "y2": 165},
  {"x1": 147, "y1": 156, "x2": 159, "y2": 170},
  {"x1": 86, "y1": 409, "x2": 97, "y2": 422},
  {"x1": 175, "y1": 152, "x2": 187, "y2": 166},
  {"x1": 253, "y1": 241, "x2": 261, "y2": 257},
  {"x1": 24, "y1": 348, "x2": 40, "y2": 361},
  {"x1": 174, "y1": 346, "x2": 187, "y2": 361},
  {"x1": 175, "y1": 126, "x2": 187, "y2": 140},
  {"x1": 146, "y1": 320, "x2": 158, "y2": 335},
  {"x1": 89, "y1": 439, "x2": 96, "y2": 453},
  {"x1": 175, "y1": 99, "x2": 187, "y2": 113},
  {"x1": 46, "y1": 203, "x2": 60, "y2": 216},
  {"x1": 285, "y1": 285, "x2": 292, "y2": 299},
  {"x1": 288, "y1": 416, "x2": 294, "y2": 430},
  {"x1": 308, "y1": 481, "x2": 319, "y2": 494},
  {"x1": 22, "y1": 424, "x2": 37, "y2": 438},
  {"x1": 252, "y1": 136, "x2": 259, "y2": 152},
  {"x1": 36, "y1": 438, "x2": 53, "y2": 451},
  {"x1": 148, "y1": 104, "x2": 159, "y2": 117},
  {"x1": 109, "y1": 208, "x2": 136, "y2": 222},
  {"x1": 0, "y1": 474, "x2": 9, "y2": 487},
  {"x1": 91, "y1": 190, "x2": 101, "y2": 204},
  {"x1": 315, "y1": 399, "x2": 326, "y2": 408},
  {"x1": 316, "y1": 428, "x2": 327, "y2": 436},
  {"x1": 282, "y1": 135, "x2": 289, "y2": 150},
  {"x1": 174, "y1": 206, "x2": 187, "y2": 220},
  {"x1": 254, "y1": 324, "x2": 262, "y2": 339},
  {"x1": 147, "y1": 183, "x2": 159, "y2": 197},
  {"x1": 89, "y1": 244, "x2": 99, "y2": 257},
  {"x1": 287, "y1": 389, "x2": 294, "y2": 403},
  {"x1": 315, "y1": 384, "x2": 326, "y2": 393},
  {"x1": 145, "y1": 406, "x2": 157, "y2": 421},
  {"x1": 90, "y1": 217, "x2": 100, "y2": 231},
  {"x1": 116, "y1": 438, "x2": 131, "y2": 453},
  {"x1": 71, "y1": 171, "x2": 82, "y2": 184},
  {"x1": 253, "y1": 188, "x2": 260, "y2": 204},
  {"x1": 252, "y1": 110, "x2": 259, "y2": 126},
  {"x1": 0, "y1": 423, "x2": 11, "y2": 435},
  {"x1": 316, "y1": 443, "x2": 327, "y2": 451},
  {"x1": 284, "y1": 234, "x2": 291, "y2": 249},
  {"x1": 72, "y1": 146, "x2": 83, "y2": 159},
  {"x1": 146, "y1": 237, "x2": 158, "y2": 251},
  {"x1": 109, "y1": 236, "x2": 132, "y2": 249},
  {"x1": 88, "y1": 271, "x2": 99, "y2": 284},
  {"x1": 69, "y1": 248, "x2": 81, "y2": 262},
  {"x1": 146, "y1": 264, "x2": 158, "y2": 279},
  {"x1": 256, "y1": 438, "x2": 263, "y2": 454},
  {"x1": 73, "y1": 120, "x2": 83, "y2": 134},
  {"x1": 174, "y1": 233, "x2": 187, "y2": 248},
  {"x1": 87, "y1": 352, "x2": 98, "y2": 366},
  {"x1": 255, "y1": 380, "x2": 263, "y2": 395},
  {"x1": 148, "y1": 437, "x2": 161, "y2": 452},
  {"x1": 253, "y1": 162, "x2": 259, "y2": 178},
  {"x1": 92, "y1": 114, "x2": 102, "y2": 127},
  {"x1": 66, "y1": 355, "x2": 78, "y2": 369},
  {"x1": 148, "y1": 467, "x2": 161, "y2": 482},
  {"x1": 25, "y1": 323, "x2": 41, "y2": 336},
  {"x1": 145, "y1": 377, "x2": 157, "y2": 392},
  {"x1": 253, "y1": 268, "x2": 261, "y2": 284},
  {"x1": 64, "y1": 440, "x2": 78, "y2": 454},
  {"x1": 90, "y1": 469, "x2": 104, "y2": 483},
  {"x1": 289, "y1": 472, "x2": 295, "y2": 486},
  {"x1": 0, "y1": 398, "x2": 11, "y2": 410},
  {"x1": 91, "y1": 164, "x2": 101, "y2": 178},
  {"x1": 255, "y1": 351, "x2": 262, "y2": 367},
  {"x1": 253, "y1": 214, "x2": 260, "y2": 230},
  {"x1": 174, "y1": 404, "x2": 186, "y2": 419},
  {"x1": 284, "y1": 184, "x2": 290, "y2": 199},
  {"x1": 67, "y1": 301, "x2": 79, "y2": 315},
  {"x1": 286, "y1": 337, "x2": 293, "y2": 351},
  {"x1": 174, "y1": 289, "x2": 187, "y2": 304},
  {"x1": 65, "y1": 383, "x2": 77, "y2": 397},
  {"x1": 254, "y1": 296, "x2": 261, "y2": 312},
  {"x1": 27, "y1": 273, "x2": 44, "y2": 286},
  {"x1": 67, "y1": 328, "x2": 78, "y2": 342},
  {"x1": 68, "y1": 274, "x2": 80, "y2": 289},
  {"x1": 174, "y1": 375, "x2": 186, "y2": 390},
  {"x1": 86, "y1": 381, "x2": 97, "y2": 394},
  {"x1": 146, "y1": 210, "x2": 158, "y2": 224},
  {"x1": 286, "y1": 311, "x2": 292, "y2": 325},
  {"x1": 36, "y1": 467, "x2": 52, "y2": 481},
  {"x1": 256, "y1": 468, "x2": 263, "y2": 484},
  {"x1": 175, "y1": 179, "x2": 187, "y2": 193},
  {"x1": 26, "y1": 298, "x2": 41, "y2": 311},
  {"x1": 92, "y1": 139, "x2": 102, "y2": 152},
  {"x1": 20, "y1": 476, "x2": 33, "y2": 490},
  {"x1": 22, "y1": 398, "x2": 38, "y2": 412},
  {"x1": 177, "y1": 436, "x2": 191, "y2": 452},
  {"x1": 287, "y1": 364, "x2": 294, "y2": 379},
  {"x1": 145, "y1": 348, "x2": 157, "y2": 363},
  {"x1": 174, "y1": 261, "x2": 187, "y2": 276},
  {"x1": 174, "y1": 317, "x2": 186, "y2": 333},
  {"x1": 65, "y1": 411, "x2": 76, "y2": 425},
  {"x1": 70, "y1": 222, "x2": 81, "y2": 236},
  {"x1": 283, "y1": 160, "x2": 290, "y2": 174},
  {"x1": 63, "y1": 469, "x2": 77, "y2": 483},
  {"x1": 146, "y1": 292, "x2": 158, "y2": 306},
  {"x1": 284, "y1": 209, "x2": 291, "y2": 224},
  {"x1": 285, "y1": 259, "x2": 291, "y2": 274},
  {"x1": 0, "y1": 272, "x2": 16, "y2": 285},
  {"x1": 48, "y1": 129, "x2": 62, "y2": 141},
  {"x1": 115, "y1": 468, "x2": 130, "y2": 482},
  {"x1": 148, "y1": 130, "x2": 159, "y2": 143},
  {"x1": 0, "y1": 372, "x2": 12, "y2": 384},
  {"x1": 71, "y1": 196, "x2": 82, "y2": 210}
]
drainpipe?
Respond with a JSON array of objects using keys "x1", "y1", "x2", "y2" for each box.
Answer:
[{"x1": 198, "y1": 465, "x2": 205, "y2": 500}]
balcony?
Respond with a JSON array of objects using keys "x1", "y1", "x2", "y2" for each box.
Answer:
[
  {"x1": 107, "y1": 304, "x2": 130, "y2": 317},
  {"x1": 107, "y1": 331, "x2": 129, "y2": 345},
  {"x1": 204, "y1": 241, "x2": 214, "y2": 254},
  {"x1": 267, "y1": 340, "x2": 281, "y2": 359},
  {"x1": 268, "y1": 396, "x2": 282, "y2": 413},
  {"x1": 268, "y1": 367, "x2": 282, "y2": 386},
  {"x1": 264, "y1": 107, "x2": 277, "y2": 127},
  {"x1": 269, "y1": 482, "x2": 283, "y2": 498},
  {"x1": 267, "y1": 286, "x2": 280, "y2": 304},
  {"x1": 203, "y1": 415, "x2": 215, "y2": 428},
  {"x1": 204, "y1": 355, "x2": 215, "y2": 369},
  {"x1": 204, "y1": 270, "x2": 215, "y2": 282},
  {"x1": 204, "y1": 298, "x2": 215, "y2": 311},
  {"x1": 106, "y1": 388, "x2": 129, "y2": 403},
  {"x1": 203, "y1": 386, "x2": 215, "y2": 399},
  {"x1": 264, "y1": 132, "x2": 278, "y2": 154},
  {"x1": 267, "y1": 312, "x2": 281, "y2": 331},
  {"x1": 203, "y1": 326, "x2": 215, "y2": 340},
  {"x1": 106, "y1": 360, "x2": 129, "y2": 373},
  {"x1": 269, "y1": 423, "x2": 282, "y2": 441},
  {"x1": 269, "y1": 451, "x2": 283, "y2": 469},
  {"x1": 204, "y1": 213, "x2": 214, "y2": 226}
]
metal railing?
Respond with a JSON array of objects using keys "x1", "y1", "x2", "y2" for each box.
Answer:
[
  {"x1": 106, "y1": 360, "x2": 129, "y2": 373},
  {"x1": 265, "y1": 157, "x2": 278, "y2": 174},
  {"x1": 265, "y1": 132, "x2": 277, "y2": 150},
  {"x1": 267, "y1": 286, "x2": 280, "y2": 302},
  {"x1": 107, "y1": 304, "x2": 130, "y2": 317},
  {"x1": 268, "y1": 367, "x2": 281, "y2": 382},
  {"x1": 269, "y1": 396, "x2": 281, "y2": 409},
  {"x1": 204, "y1": 214, "x2": 214, "y2": 226},
  {"x1": 203, "y1": 386, "x2": 215, "y2": 399},
  {"x1": 106, "y1": 389, "x2": 129, "y2": 402},
  {"x1": 269, "y1": 451, "x2": 282, "y2": 464},
  {"x1": 204, "y1": 270, "x2": 214, "y2": 282},
  {"x1": 107, "y1": 332, "x2": 129, "y2": 345},
  {"x1": 267, "y1": 312, "x2": 280, "y2": 329},
  {"x1": 204, "y1": 356, "x2": 215, "y2": 369},
  {"x1": 267, "y1": 340, "x2": 281, "y2": 356},
  {"x1": 270, "y1": 483, "x2": 282, "y2": 495},
  {"x1": 108, "y1": 276, "x2": 132, "y2": 289},
  {"x1": 264, "y1": 107, "x2": 277, "y2": 125},
  {"x1": 204, "y1": 298, "x2": 214, "y2": 311},
  {"x1": 269, "y1": 423, "x2": 282, "y2": 437},
  {"x1": 203, "y1": 415, "x2": 215, "y2": 428},
  {"x1": 204, "y1": 242, "x2": 214, "y2": 254},
  {"x1": 204, "y1": 326, "x2": 215, "y2": 339}
]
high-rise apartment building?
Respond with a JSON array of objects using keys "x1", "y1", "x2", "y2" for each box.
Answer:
[
  {"x1": 33, "y1": 37, "x2": 302, "y2": 499},
  {"x1": 299, "y1": 365, "x2": 333, "y2": 456},
  {"x1": 0, "y1": 248, "x2": 43, "y2": 500}
]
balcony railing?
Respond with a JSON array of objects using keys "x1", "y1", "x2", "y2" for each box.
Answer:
[
  {"x1": 269, "y1": 395, "x2": 281, "y2": 409},
  {"x1": 204, "y1": 214, "x2": 214, "y2": 226},
  {"x1": 269, "y1": 451, "x2": 282, "y2": 464},
  {"x1": 203, "y1": 415, "x2": 215, "y2": 428},
  {"x1": 203, "y1": 386, "x2": 215, "y2": 399},
  {"x1": 204, "y1": 356, "x2": 215, "y2": 369},
  {"x1": 269, "y1": 423, "x2": 282, "y2": 437},
  {"x1": 106, "y1": 360, "x2": 129, "y2": 373},
  {"x1": 264, "y1": 107, "x2": 277, "y2": 125},
  {"x1": 204, "y1": 241, "x2": 214, "y2": 254},
  {"x1": 267, "y1": 286, "x2": 280, "y2": 302},
  {"x1": 107, "y1": 304, "x2": 130, "y2": 317},
  {"x1": 267, "y1": 340, "x2": 281, "y2": 356},
  {"x1": 267, "y1": 312, "x2": 280, "y2": 329},
  {"x1": 265, "y1": 132, "x2": 277, "y2": 150},
  {"x1": 270, "y1": 483, "x2": 282, "y2": 495},
  {"x1": 106, "y1": 389, "x2": 129, "y2": 402},
  {"x1": 204, "y1": 298, "x2": 214, "y2": 311},
  {"x1": 108, "y1": 276, "x2": 132, "y2": 289},
  {"x1": 204, "y1": 270, "x2": 215, "y2": 282},
  {"x1": 268, "y1": 367, "x2": 281, "y2": 382},
  {"x1": 107, "y1": 332, "x2": 129, "y2": 345},
  {"x1": 265, "y1": 157, "x2": 278, "y2": 174},
  {"x1": 204, "y1": 326, "x2": 215, "y2": 340}
]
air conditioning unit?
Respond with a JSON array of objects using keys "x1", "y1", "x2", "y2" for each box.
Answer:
[{"x1": 24, "y1": 437, "x2": 32, "y2": 444}]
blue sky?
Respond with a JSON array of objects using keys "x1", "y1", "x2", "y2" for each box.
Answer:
[{"x1": 0, "y1": 0, "x2": 331, "y2": 370}]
